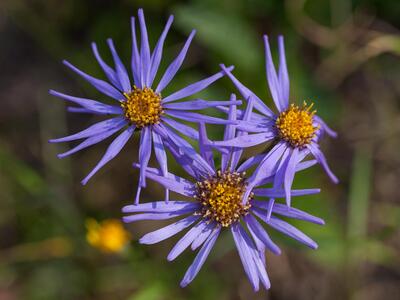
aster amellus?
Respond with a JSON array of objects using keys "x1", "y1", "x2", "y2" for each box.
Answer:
[
  {"x1": 49, "y1": 9, "x2": 237, "y2": 202},
  {"x1": 215, "y1": 36, "x2": 338, "y2": 206},
  {"x1": 123, "y1": 102, "x2": 324, "y2": 290}
]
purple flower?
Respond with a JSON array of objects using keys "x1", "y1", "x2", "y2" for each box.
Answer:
[
  {"x1": 123, "y1": 100, "x2": 324, "y2": 290},
  {"x1": 49, "y1": 9, "x2": 237, "y2": 202},
  {"x1": 215, "y1": 36, "x2": 338, "y2": 206}
]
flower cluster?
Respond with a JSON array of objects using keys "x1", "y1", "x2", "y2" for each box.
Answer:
[{"x1": 50, "y1": 9, "x2": 338, "y2": 291}]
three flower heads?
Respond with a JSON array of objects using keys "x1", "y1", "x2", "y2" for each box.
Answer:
[{"x1": 50, "y1": 9, "x2": 338, "y2": 291}]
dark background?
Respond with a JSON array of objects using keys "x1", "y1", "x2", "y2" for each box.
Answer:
[{"x1": 0, "y1": 0, "x2": 399, "y2": 299}]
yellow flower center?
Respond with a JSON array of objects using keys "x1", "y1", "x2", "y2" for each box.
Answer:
[
  {"x1": 86, "y1": 218, "x2": 131, "y2": 253},
  {"x1": 275, "y1": 102, "x2": 318, "y2": 148},
  {"x1": 195, "y1": 171, "x2": 252, "y2": 227},
  {"x1": 121, "y1": 86, "x2": 163, "y2": 128}
]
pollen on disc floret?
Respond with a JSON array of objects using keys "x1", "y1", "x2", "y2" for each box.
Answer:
[
  {"x1": 194, "y1": 170, "x2": 253, "y2": 227},
  {"x1": 121, "y1": 86, "x2": 164, "y2": 128},
  {"x1": 275, "y1": 101, "x2": 319, "y2": 148}
]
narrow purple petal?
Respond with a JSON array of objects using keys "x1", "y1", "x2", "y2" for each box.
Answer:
[
  {"x1": 284, "y1": 147, "x2": 299, "y2": 207},
  {"x1": 221, "y1": 97, "x2": 237, "y2": 172},
  {"x1": 107, "y1": 39, "x2": 131, "y2": 92},
  {"x1": 307, "y1": 143, "x2": 339, "y2": 183},
  {"x1": 168, "y1": 220, "x2": 208, "y2": 261},
  {"x1": 314, "y1": 115, "x2": 338, "y2": 138},
  {"x1": 123, "y1": 209, "x2": 195, "y2": 223},
  {"x1": 191, "y1": 222, "x2": 216, "y2": 250},
  {"x1": 152, "y1": 130, "x2": 169, "y2": 202},
  {"x1": 198, "y1": 122, "x2": 215, "y2": 169},
  {"x1": 148, "y1": 15, "x2": 174, "y2": 86},
  {"x1": 245, "y1": 214, "x2": 281, "y2": 255},
  {"x1": 122, "y1": 201, "x2": 199, "y2": 213},
  {"x1": 231, "y1": 224, "x2": 259, "y2": 291},
  {"x1": 253, "y1": 188, "x2": 321, "y2": 198},
  {"x1": 166, "y1": 110, "x2": 238, "y2": 125},
  {"x1": 57, "y1": 122, "x2": 126, "y2": 158},
  {"x1": 277, "y1": 36, "x2": 289, "y2": 108},
  {"x1": 139, "y1": 127, "x2": 152, "y2": 187},
  {"x1": 180, "y1": 226, "x2": 220, "y2": 287},
  {"x1": 49, "y1": 90, "x2": 123, "y2": 114},
  {"x1": 63, "y1": 60, "x2": 124, "y2": 100},
  {"x1": 238, "y1": 224, "x2": 271, "y2": 290},
  {"x1": 162, "y1": 66, "x2": 233, "y2": 103},
  {"x1": 139, "y1": 215, "x2": 199, "y2": 245},
  {"x1": 155, "y1": 30, "x2": 196, "y2": 93},
  {"x1": 161, "y1": 117, "x2": 199, "y2": 140},
  {"x1": 49, "y1": 117, "x2": 126, "y2": 143},
  {"x1": 163, "y1": 99, "x2": 241, "y2": 110},
  {"x1": 237, "y1": 154, "x2": 264, "y2": 173},
  {"x1": 91, "y1": 42, "x2": 121, "y2": 89},
  {"x1": 236, "y1": 120, "x2": 274, "y2": 133},
  {"x1": 132, "y1": 163, "x2": 195, "y2": 197},
  {"x1": 219, "y1": 64, "x2": 274, "y2": 117},
  {"x1": 211, "y1": 132, "x2": 274, "y2": 148},
  {"x1": 296, "y1": 159, "x2": 317, "y2": 172},
  {"x1": 254, "y1": 210, "x2": 318, "y2": 249},
  {"x1": 81, "y1": 126, "x2": 135, "y2": 185},
  {"x1": 138, "y1": 9, "x2": 151, "y2": 87},
  {"x1": 263, "y1": 36, "x2": 284, "y2": 112},
  {"x1": 130, "y1": 16, "x2": 141, "y2": 86}
]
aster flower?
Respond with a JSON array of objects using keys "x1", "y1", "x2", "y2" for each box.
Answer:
[
  {"x1": 214, "y1": 36, "x2": 338, "y2": 207},
  {"x1": 49, "y1": 9, "x2": 238, "y2": 203},
  {"x1": 122, "y1": 100, "x2": 324, "y2": 290}
]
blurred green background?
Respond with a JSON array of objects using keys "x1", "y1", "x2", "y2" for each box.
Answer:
[{"x1": 1, "y1": 0, "x2": 400, "y2": 299}]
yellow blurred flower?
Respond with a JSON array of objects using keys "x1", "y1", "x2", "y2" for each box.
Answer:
[{"x1": 86, "y1": 218, "x2": 131, "y2": 253}]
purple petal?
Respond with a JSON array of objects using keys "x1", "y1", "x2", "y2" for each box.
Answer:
[
  {"x1": 254, "y1": 210, "x2": 318, "y2": 249},
  {"x1": 163, "y1": 99, "x2": 241, "y2": 110},
  {"x1": 138, "y1": 9, "x2": 151, "y2": 87},
  {"x1": 253, "y1": 188, "x2": 321, "y2": 198},
  {"x1": 264, "y1": 36, "x2": 284, "y2": 112},
  {"x1": 156, "y1": 30, "x2": 196, "y2": 93},
  {"x1": 162, "y1": 66, "x2": 233, "y2": 103},
  {"x1": 220, "y1": 64, "x2": 274, "y2": 117},
  {"x1": 81, "y1": 126, "x2": 135, "y2": 185},
  {"x1": 49, "y1": 90, "x2": 123, "y2": 114},
  {"x1": 245, "y1": 214, "x2": 281, "y2": 255},
  {"x1": 221, "y1": 97, "x2": 237, "y2": 172},
  {"x1": 284, "y1": 148, "x2": 299, "y2": 207},
  {"x1": 168, "y1": 220, "x2": 208, "y2": 261},
  {"x1": 247, "y1": 142, "x2": 287, "y2": 187},
  {"x1": 307, "y1": 143, "x2": 339, "y2": 183},
  {"x1": 277, "y1": 36, "x2": 289, "y2": 108},
  {"x1": 198, "y1": 122, "x2": 215, "y2": 168},
  {"x1": 296, "y1": 159, "x2": 317, "y2": 172},
  {"x1": 139, "y1": 215, "x2": 200, "y2": 245},
  {"x1": 211, "y1": 132, "x2": 274, "y2": 148},
  {"x1": 180, "y1": 226, "x2": 220, "y2": 287},
  {"x1": 231, "y1": 224, "x2": 259, "y2": 291},
  {"x1": 107, "y1": 39, "x2": 131, "y2": 92},
  {"x1": 122, "y1": 201, "x2": 199, "y2": 213},
  {"x1": 238, "y1": 224, "x2": 271, "y2": 290},
  {"x1": 191, "y1": 222, "x2": 216, "y2": 250},
  {"x1": 237, "y1": 154, "x2": 264, "y2": 173},
  {"x1": 314, "y1": 115, "x2": 338, "y2": 138},
  {"x1": 236, "y1": 120, "x2": 274, "y2": 133},
  {"x1": 49, "y1": 117, "x2": 126, "y2": 143},
  {"x1": 130, "y1": 16, "x2": 141, "y2": 86},
  {"x1": 152, "y1": 131, "x2": 169, "y2": 202},
  {"x1": 148, "y1": 15, "x2": 174, "y2": 87},
  {"x1": 91, "y1": 42, "x2": 121, "y2": 89},
  {"x1": 139, "y1": 127, "x2": 152, "y2": 187},
  {"x1": 161, "y1": 117, "x2": 199, "y2": 140},
  {"x1": 133, "y1": 164, "x2": 195, "y2": 197},
  {"x1": 166, "y1": 110, "x2": 238, "y2": 125},
  {"x1": 63, "y1": 60, "x2": 124, "y2": 100},
  {"x1": 123, "y1": 209, "x2": 195, "y2": 223},
  {"x1": 57, "y1": 122, "x2": 126, "y2": 158}
]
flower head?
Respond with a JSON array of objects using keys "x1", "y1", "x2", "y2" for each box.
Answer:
[
  {"x1": 49, "y1": 9, "x2": 238, "y2": 203},
  {"x1": 123, "y1": 102, "x2": 324, "y2": 290},
  {"x1": 86, "y1": 218, "x2": 131, "y2": 253},
  {"x1": 215, "y1": 36, "x2": 338, "y2": 206}
]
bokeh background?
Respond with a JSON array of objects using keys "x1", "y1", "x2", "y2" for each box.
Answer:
[{"x1": 1, "y1": 0, "x2": 400, "y2": 299}]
